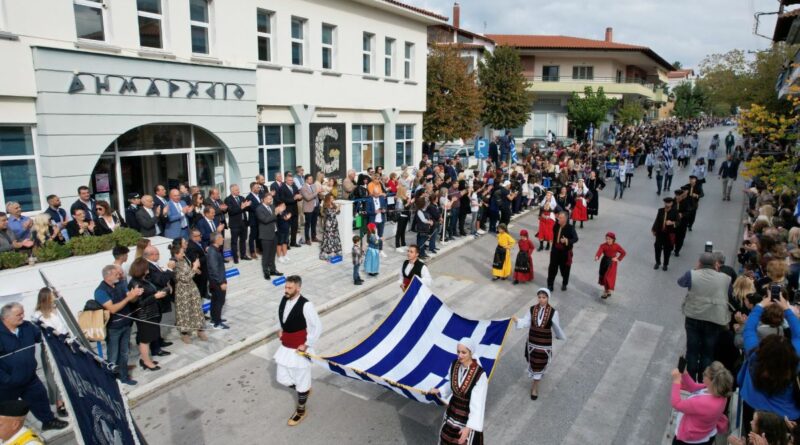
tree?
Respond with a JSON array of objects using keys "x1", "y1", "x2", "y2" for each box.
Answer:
[
  {"x1": 423, "y1": 45, "x2": 483, "y2": 142},
  {"x1": 567, "y1": 86, "x2": 617, "y2": 137},
  {"x1": 672, "y1": 61, "x2": 683, "y2": 69},
  {"x1": 478, "y1": 45, "x2": 530, "y2": 131},
  {"x1": 672, "y1": 82, "x2": 708, "y2": 118},
  {"x1": 615, "y1": 101, "x2": 645, "y2": 126}
]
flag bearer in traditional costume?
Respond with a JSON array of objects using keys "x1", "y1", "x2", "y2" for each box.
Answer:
[
  {"x1": 546, "y1": 212, "x2": 578, "y2": 292},
  {"x1": 274, "y1": 275, "x2": 322, "y2": 426},
  {"x1": 398, "y1": 244, "x2": 432, "y2": 291},
  {"x1": 429, "y1": 338, "x2": 488, "y2": 445},
  {"x1": 570, "y1": 179, "x2": 591, "y2": 229},
  {"x1": 594, "y1": 232, "x2": 626, "y2": 299},
  {"x1": 537, "y1": 202, "x2": 556, "y2": 252},
  {"x1": 491, "y1": 224, "x2": 515, "y2": 281},
  {"x1": 513, "y1": 230, "x2": 534, "y2": 285},
  {"x1": 513, "y1": 288, "x2": 566, "y2": 400}
]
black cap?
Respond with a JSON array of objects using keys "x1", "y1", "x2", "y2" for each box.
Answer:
[
  {"x1": 127, "y1": 192, "x2": 141, "y2": 200},
  {"x1": 663, "y1": 197, "x2": 674, "y2": 203},
  {"x1": 0, "y1": 400, "x2": 30, "y2": 417},
  {"x1": 689, "y1": 175, "x2": 697, "y2": 180}
]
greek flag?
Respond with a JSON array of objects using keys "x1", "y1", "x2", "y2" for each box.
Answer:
[
  {"x1": 661, "y1": 138, "x2": 673, "y2": 169},
  {"x1": 510, "y1": 139, "x2": 518, "y2": 164},
  {"x1": 306, "y1": 277, "x2": 512, "y2": 405}
]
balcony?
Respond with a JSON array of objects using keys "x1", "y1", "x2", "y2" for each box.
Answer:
[{"x1": 525, "y1": 76, "x2": 658, "y2": 100}]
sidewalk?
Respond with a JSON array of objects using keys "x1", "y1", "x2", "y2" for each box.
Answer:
[{"x1": 124, "y1": 209, "x2": 534, "y2": 405}]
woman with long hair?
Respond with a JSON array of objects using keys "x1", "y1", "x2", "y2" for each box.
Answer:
[
  {"x1": 491, "y1": 224, "x2": 515, "y2": 281},
  {"x1": 127, "y1": 258, "x2": 168, "y2": 371},
  {"x1": 169, "y1": 244, "x2": 207, "y2": 344},
  {"x1": 32, "y1": 287, "x2": 68, "y2": 417},
  {"x1": 319, "y1": 194, "x2": 342, "y2": 261},
  {"x1": 190, "y1": 192, "x2": 205, "y2": 228},
  {"x1": 135, "y1": 238, "x2": 151, "y2": 259},
  {"x1": 30, "y1": 213, "x2": 59, "y2": 247},
  {"x1": 394, "y1": 185, "x2": 410, "y2": 251},
  {"x1": 94, "y1": 200, "x2": 122, "y2": 236}
]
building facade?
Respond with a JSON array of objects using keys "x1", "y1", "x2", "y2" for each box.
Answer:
[{"x1": 0, "y1": 0, "x2": 444, "y2": 213}]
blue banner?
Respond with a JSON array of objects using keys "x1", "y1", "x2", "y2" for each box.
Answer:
[{"x1": 41, "y1": 327, "x2": 141, "y2": 445}]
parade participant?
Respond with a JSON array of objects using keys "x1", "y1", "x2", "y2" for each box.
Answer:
[
  {"x1": 546, "y1": 212, "x2": 578, "y2": 292},
  {"x1": 513, "y1": 288, "x2": 567, "y2": 400},
  {"x1": 398, "y1": 244, "x2": 432, "y2": 291},
  {"x1": 594, "y1": 232, "x2": 626, "y2": 299},
  {"x1": 673, "y1": 188, "x2": 692, "y2": 257},
  {"x1": 364, "y1": 223, "x2": 381, "y2": 277},
  {"x1": 571, "y1": 179, "x2": 591, "y2": 229},
  {"x1": 537, "y1": 202, "x2": 556, "y2": 252},
  {"x1": 0, "y1": 400, "x2": 43, "y2": 445},
  {"x1": 274, "y1": 275, "x2": 322, "y2": 426},
  {"x1": 429, "y1": 338, "x2": 488, "y2": 445},
  {"x1": 684, "y1": 175, "x2": 704, "y2": 232},
  {"x1": 492, "y1": 224, "x2": 515, "y2": 281},
  {"x1": 555, "y1": 186, "x2": 573, "y2": 215},
  {"x1": 652, "y1": 197, "x2": 678, "y2": 271},
  {"x1": 586, "y1": 170, "x2": 605, "y2": 220},
  {"x1": 513, "y1": 230, "x2": 534, "y2": 285}
]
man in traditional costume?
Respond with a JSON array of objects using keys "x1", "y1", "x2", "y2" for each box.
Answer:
[
  {"x1": 514, "y1": 288, "x2": 566, "y2": 400},
  {"x1": 430, "y1": 338, "x2": 488, "y2": 445},
  {"x1": 274, "y1": 275, "x2": 322, "y2": 426},
  {"x1": 546, "y1": 212, "x2": 578, "y2": 292},
  {"x1": 683, "y1": 175, "x2": 704, "y2": 232},
  {"x1": 398, "y1": 244, "x2": 432, "y2": 291},
  {"x1": 594, "y1": 232, "x2": 626, "y2": 299},
  {"x1": 652, "y1": 197, "x2": 679, "y2": 271},
  {"x1": 673, "y1": 187, "x2": 693, "y2": 257}
]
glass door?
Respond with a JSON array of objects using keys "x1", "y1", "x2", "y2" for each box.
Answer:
[
  {"x1": 120, "y1": 153, "x2": 189, "y2": 202},
  {"x1": 195, "y1": 150, "x2": 224, "y2": 196},
  {"x1": 90, "y1": 156, "x2": 118, "y2": 211}
]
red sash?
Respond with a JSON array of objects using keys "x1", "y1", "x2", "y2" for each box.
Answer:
[
  {"x1": 281, "y1": 329, "x2": 307, "y2": 349},
  {"x1": 402, "y1": 277, "x2": 411, "y2": 289}
]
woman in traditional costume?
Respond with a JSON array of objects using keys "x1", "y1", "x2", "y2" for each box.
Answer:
[
  {"x1": 513, "y1": 229, "x2": 534, "y2": 285},
  {"x1": 570, "y1": 179, "x2": 592, "y2": 229},
  {"x1": 537, "y1": 202, "x2": 556, "y2": 252},
  {"x1": 491, "y1": 224, "x2": 515, "y2": 281},
  {"x1": 514, "y1": 288, "x2": 566, "y2": 400},
  {"x1": 586, "y1": 170, "x2": 605, "y2": 220},
  {"x1": 594, "y1": 232, "x2": 626, "y2": 299},
  {"x1": 430, "y1": 338, "x2": 488, "y2": 445}
]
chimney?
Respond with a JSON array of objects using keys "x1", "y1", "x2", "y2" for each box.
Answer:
[
  {"x1": 453, "y1": 2, "x2": 461, "y2": 29},
  {"x1": 605, "y1": 27, "x2": 613, "y2": 42}
]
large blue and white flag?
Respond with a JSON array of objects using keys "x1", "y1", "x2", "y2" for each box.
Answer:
[
  {"x1": 661, "y1": 138, "x2": 673, "y2": 169},
  {"x1": 306, "y1": 277, "x2": 512, "y2": 405}
]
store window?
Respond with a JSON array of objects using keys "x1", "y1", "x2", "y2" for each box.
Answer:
[
  {"x1": 258, "y1": 125, "x2": 296, "y2": 182},
  {"x1": 137, "y1": 0, "x2": 164, "y2": 49},
  {"x1": 257, "y1": 9, "x2": 273, "y2": 62},
  {"x1": 395, "y1": 124, "x2": 414, "y2": 168},
  {"x1": 189, "y1": 0, "x2": 210, "y2": 54},
  {"x1": 73, "y1": 0, "x2": 106, "y2": 41},
  {"x1": 352, "y1": 124, "x2": 384, "y2": 171},
  {"x1": 0, "y1": 127, "x2": 41, "y2": 212}
]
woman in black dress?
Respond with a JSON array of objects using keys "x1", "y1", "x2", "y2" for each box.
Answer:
[
  {"x1": 128, "y1": 258, "x2": 168, "y2": 371},
  {"x1": 586, "y1": 170, "x2": 606, "y2": 220}
]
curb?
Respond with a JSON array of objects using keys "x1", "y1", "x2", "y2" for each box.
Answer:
[{"x1": 127, "y1": 208, "x2": 535, "y2": 406}]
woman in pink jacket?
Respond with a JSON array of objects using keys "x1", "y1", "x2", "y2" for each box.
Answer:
[{"x1": 670, "y1": 361, "x2": 733, "y2": 445}]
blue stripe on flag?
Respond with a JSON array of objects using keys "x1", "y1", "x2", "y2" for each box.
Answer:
[
  {"x1": 481, "y1": 320, "x2": 509, "y2": 346},
  {"x1": 328, "y1": 362, "x2": 348, "y2": 378},
  {"x1": 396, "y1": 345, "x2": 453, "y2": 387},
  {"x1": 442, "y1": 315, "x2": 477, "y2": 341},
  {"x1": 366, "y1": 296, "x2": 443, "y2": 375},
  {"x1": 329, "y1": 279, "x2": 423, "y2": 364}
]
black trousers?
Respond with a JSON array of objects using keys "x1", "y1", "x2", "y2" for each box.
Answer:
[
  {"x1": 547, "y1": 250, "x2": 571, "y2": 288},
  {"x1": 304, "y1": 211, "x2": 318, "y2": 241},
  {"x1": 248, "y1": 221, "x2": 259, "y2": 255},
  {"x1": 0, "y1": 377, "x2": 55, "y2": 424},
  {"x1": 210, "y1": 283, "x2": 226, "y2": 324},
  {"x1": 674, "y1": 224, "x2": 688, "y2": 254},
  {"x1": 261, "y1": 239, "x2": 276, "y2": 274},
  {"x1": 230, "y1": 225, "x2": 247, "y2": 260},
  {"x1": 290, "y1": 212, "x2": 299, "y2": 245},
  {"x1": 396, "y1": 215, "x2": 408, "y2": 247},
  {"x1": 654, "y1": 234, "x2": 673, "y2": 266},
  {"x1": 193, "y1": 272, "x2": 208, "y2": 299},
  {"x1": 458, "y1": 208, "x2": 468, "y2": 235}
]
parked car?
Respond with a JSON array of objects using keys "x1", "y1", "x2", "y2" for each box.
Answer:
[{"x1": 433, "y1": 142, "x2": 477, "y2": 170}]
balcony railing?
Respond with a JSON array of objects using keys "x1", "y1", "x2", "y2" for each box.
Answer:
[{"x1": 525, "y1": 76, "x2": 657, "y2": 91}]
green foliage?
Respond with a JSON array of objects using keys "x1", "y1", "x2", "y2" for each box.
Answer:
[
  {"x1": 672, "y1": 82, "x2": 708, "y2": 118},
  {"x1": 567, "y1": 86, "x2": 617, "y2": 137},
  {"x1": 66, "y1": 235, "x2": 116, "y2": 256},
  {"x1": 478, "y1": 45, "x2": 530, "y2": 130},
  {"x1": 424, "y1": 45, "x2": 484, "y2": 142},
  {"x1": 109, "y1": 228, "x2": 142, "y2": 247},
  {"x1": 34, "y1": 241, "x2": 72, "y2": 263},
  {"x1": 615, "y1": 101, "x2": 645, "y2": 126},
  {"x1": 0, "y1": 251, "x2": 28, "y2": 270},
  {"x1": 673, "y1": 61, "x2": 683, "y2": 69},
  {"x1": 742, "y1": 153, "x2": 800, "y2": 194}
]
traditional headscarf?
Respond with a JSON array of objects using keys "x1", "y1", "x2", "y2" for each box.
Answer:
[
  {"x1": 520, "y1": 229, "x2": 529, "y2": 237},
  {"x1": 536, "y1": 287, "x2": 551, "y2": 299},
  {"x1": 367, "y1": 222, "x2": 377, "y2": 232},
  {"x1": 605, "y1": 232, "x2": 616, "y2": 241},
  {"x1": 458, "y1": 337, "x2": 476, "y2": 357}
]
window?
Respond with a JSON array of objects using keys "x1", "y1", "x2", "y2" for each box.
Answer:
[
  {"x1": 321, "y1": 24, "x2": 336, "y2": 70},
  {"x1": 137, "y1": 0, "x2": 163, "y2": 49},
  {"x1": 291, "y1": 17, "x2": 307, "y2": 66},
  {"x1": 572, "y1": 66, "x2": 594, "y2": 80},
  {"x1": 384, "y1": 37, "x2": 395, "y2": 77},
  {"x1": 395, "y1": 125, "x2": 414, "y2": 167},
  {"x1": 616, "y1": 70, "x2": 623, "y2": 83},
  {"x1": 362, "y1": 32, "x2": 375, "y2": 74},
  {"x1": 404, "y1": 42, "x2": 414, "y2": 79},
  {"x1": 73, "y1": 0, "x2": 106, "y2": 41},
  {"x1": 0, "y1": 127, "x2": 41, "y2": 212},
  {"x1": 258, "y1": 125, "x2": 296, "y2": 183},
  {"x1": 352, "y1": 124, "x2": 384, "y2": 171},
  {"x1": 257, "y1": 9, "x2": 273, "y2": 62},
  {"x1": 189, "y1": 0, "x2": 210, "y2": 54},
  {"x1": 461, "y1": 56, "x2": 475, "y2": 74},
  {"x1": 542, "y1": 66, "x2": 559, "y2": 82}
]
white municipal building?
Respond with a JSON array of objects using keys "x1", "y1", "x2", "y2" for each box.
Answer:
[{"x1": 0, "y1": 0, "x2": 443, "y2": 213}]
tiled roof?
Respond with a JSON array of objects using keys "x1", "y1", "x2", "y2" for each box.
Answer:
[
  {"x1": 667, "y1": 69, "x2": 694, "y2": 79},
  {"x1": 382, "y1": 0, "x2": 448, "y2": 21}
]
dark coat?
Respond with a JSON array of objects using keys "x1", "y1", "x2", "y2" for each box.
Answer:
[
  {"x1": 136, "y1": 207, "x2": 159, "y2": 237},
  {"x1": 225, "y1": 194, "x2": 248, "y2": 229},
  {"x1": 0, "y1": 321, "x2": 40, "y2": 388},
  {"x1": 255, "y1": 203, "x2": 278, "y2": 240}
]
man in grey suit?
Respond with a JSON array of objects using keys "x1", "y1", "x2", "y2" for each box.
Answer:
[
  {"x1": 256, "y1": 193, "x2": 285, "y2": 279},
  {"x1": 135, "y1": 195, "x2": 162, "y2": 237}
]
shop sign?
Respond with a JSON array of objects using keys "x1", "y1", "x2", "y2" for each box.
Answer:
[
  {"x1": 309, "y1": 123, "x2": 346, "y2": 179},
  {"x1": 67, "y1": 72, "x2": 245, "y2": 100}
]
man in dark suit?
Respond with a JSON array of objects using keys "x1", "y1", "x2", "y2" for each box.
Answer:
[
  {"x1": 142, "y1": 245, "x2": 175, "y2": 355},
  {"x1": 256, "y1": 193, "x2": 285, "y2": 279},
  {"x1": 652, "y1": 197, "x2": 679, "y2": 271},
  {"x1": 125, "y1": 193, "x2": 141, "y2": 232},
  {"x1": 256, "y1": 174, "x2": 268, "y2": 198},
  {"x1": 245, "y1": 182, "x2": 262, "y2": 259},
  {"x1": 285, "y1": 173, "x2": 303, "y2": 248},
  {"x1": 135, "y1": 195, "x2": 161, "y2": 237},
  {"x1": 153, "y1": 185, "x2": 169, "y2": 234},
  {"x1": 186, "y1": 228, "x2": 209, "y2": 299},
  {"x1": 198, "y1": 207, "x2": 223, "y2": 249},
  {"x1": 683, "y1": 175, "x2": 704, "y2": 231},
  {"x1": 546, "y1": 211, "x2": 579, "y2": 292},
  {"x1": 204, "y1": 188, "x2": 228, "y2": 228},
  {"x1": 207, "y1": 233, "x2": 229, "y2": 329},
  {"x1": 224, "y1": 184, "x2": 251, "y2": 263},
  {"x1": 70, "y1": 186, "x2": 97, "y2": 222}
]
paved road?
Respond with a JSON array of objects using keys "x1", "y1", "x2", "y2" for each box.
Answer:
[{"x1": 132, "y1": 127, "x2": 745, "y2": 444}]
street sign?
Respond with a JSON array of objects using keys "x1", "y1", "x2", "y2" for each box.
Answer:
[{"x1": 474, "y1": 138, "x2": 488, "y2": 159}]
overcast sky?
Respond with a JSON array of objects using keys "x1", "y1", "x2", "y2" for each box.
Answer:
[{"x1": 408, "y1": 0, "x2": 780, "y2": 69}]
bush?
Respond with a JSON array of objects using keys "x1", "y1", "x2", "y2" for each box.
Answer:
[
  {"x1": 109, "y1": 228, "x2": 142, "y2": 247},
  {"x1": 34, "y1": 241, "x2": 72, "y2": 263},
  {"x1": 0, "y1": 251, "x2": 28, "y2": 270},
  {"x1": 66, "y1": 235, "x2": 115, "y2": 256}
]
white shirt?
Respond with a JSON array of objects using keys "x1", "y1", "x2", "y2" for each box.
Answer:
[
  {"x1": 397, "y1": 260, "x2": 432, "y2": 288},
  {"x1": 438, "y1": 362, "x2": 488, "y2": 432},
  {"x1": 373, "y1": 197, "x2": 383, "y2": 223},
  {"x1": 172, "y1": 200, "x2": 188, "y2": 228},
  {"x1": 205, "y1": 218, "x2": 216, "y2": 233},
  {"x1": 31, "y1": 310, "x2": 68, "y2": 335},
  {"x1": 280, "y1": 297, "x2": 322, "y2": 348},
  {"x1": 145, "y1": 207, "x2": 161, "y2": 235},
  {"x1": 515, "y1": 307, "x2": 567, "y2": 340}
]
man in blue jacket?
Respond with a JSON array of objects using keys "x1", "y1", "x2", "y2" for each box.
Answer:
[{"x1": 0, "y1": 303, "x2": 68, "y2": 431}]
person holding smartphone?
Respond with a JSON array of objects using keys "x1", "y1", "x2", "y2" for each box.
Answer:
[{"x1": 669, "y1": 361, "x2": 733, "y2": 445}]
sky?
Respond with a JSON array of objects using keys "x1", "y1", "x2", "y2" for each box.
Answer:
[{"x1": 407, "y1": 0, "x2": 781, "y2": 70}]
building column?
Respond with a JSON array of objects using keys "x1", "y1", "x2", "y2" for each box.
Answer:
[
  {"x1": 289, "y1": 104, "x2": 316, "y2": 172},
  {"x1": 380, "y1": 108, "x2": 399, "y2": 172}
]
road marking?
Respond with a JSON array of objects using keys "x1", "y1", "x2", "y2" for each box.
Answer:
[
  {"x1": 561, "y1": 320, "x2": 664, "y2": 445},
  {"x1": 489, "y1": 307, "x2": 607, "y2": 441}
]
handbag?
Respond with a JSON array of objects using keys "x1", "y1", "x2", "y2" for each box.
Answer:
[
  {"x1": 78, "y1": 307, "x2": 109, "y2": 341},
  {"x1": 354, "y1": 214, "x2": 363, "y2": 229},
  {"x1": 492, "y1": 246, "x2": 506, "y2": 269}
]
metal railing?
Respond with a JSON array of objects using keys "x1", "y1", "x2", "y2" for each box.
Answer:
[{"x1": 525, "y1": 75, "x2": 657, "y2": 90}]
